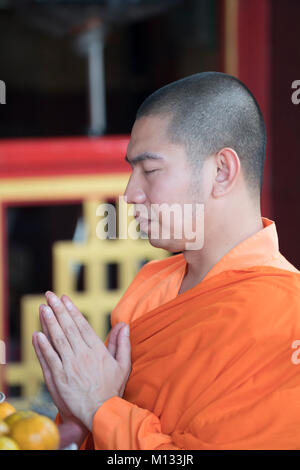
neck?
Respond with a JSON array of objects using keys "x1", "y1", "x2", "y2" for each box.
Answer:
[{"x1": 181, "y1": 210, "x2": 263, "y2": 285}]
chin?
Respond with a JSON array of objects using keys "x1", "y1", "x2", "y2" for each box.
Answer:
[{"x1": 148, "y1": 236, "x2": 185, "y2": 253}]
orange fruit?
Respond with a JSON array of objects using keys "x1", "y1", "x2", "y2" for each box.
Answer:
[
  {"x1": 0, "y1": 402, "x2": 16, "y2": 421},
  {"x1": 0, "y1": 436, "x2": 19, "y2": 450},
  {"x1": 0, "y1": 420, "x2": 9, "y2": 435},
  {"x1": 5, "y1": 410, "x2": 37, "y2": 429},
  {"x1": 10, "y1": 414, "x2": 59, "y2": 450}
]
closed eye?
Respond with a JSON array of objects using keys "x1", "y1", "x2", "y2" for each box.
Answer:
[{"x1": 144, "y1": 169, "x2": 158, "y2": 174}]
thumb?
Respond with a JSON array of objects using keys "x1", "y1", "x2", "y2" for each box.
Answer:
[
  {"x1": 115, "y1": 324, "x2": 131, "y2": 372},
  {"x1": 107, "y1": 322, "x2": 126, "y2": 358}
]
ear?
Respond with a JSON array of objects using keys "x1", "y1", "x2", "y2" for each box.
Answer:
[{"x1": 212, "y1": 147, "x2": 240, "y2": 198}]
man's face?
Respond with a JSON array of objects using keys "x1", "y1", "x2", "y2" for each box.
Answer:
[{"x1": 124, "y1": 115, "x2": 209, "y2": 252}]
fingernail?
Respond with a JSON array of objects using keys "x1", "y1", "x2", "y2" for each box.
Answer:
[
  {"x1": 43, "y1": 306, "x2": 53, "y2": 319},
  {"x1": 46, "y1": 291, "x2": 59, "y2": 306},
  {"x1": 38, "y1": 332, "x2": 46, "y2": 343},
  {"x1": 62, "y1": 296, "x2": 73, "y2": 311},
  {"x1": 124, "y1": 325, "x2": 130, "y2": 336}
]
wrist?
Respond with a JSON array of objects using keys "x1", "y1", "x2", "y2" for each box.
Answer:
[
  {"x1": 85, "y1": 400, "x2": 107, "y2": 432},
  {"x1": 58, "y1": 420, "x2": 89, "y2": 449}
]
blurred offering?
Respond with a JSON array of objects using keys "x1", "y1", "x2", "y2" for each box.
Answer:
[{"x1": 0, "y1": 393, "x2": 59, "y2": 450}]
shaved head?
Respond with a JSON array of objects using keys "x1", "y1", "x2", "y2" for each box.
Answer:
[{"x1": 136, "y1": 72, "x2": 266, "y2": 198}]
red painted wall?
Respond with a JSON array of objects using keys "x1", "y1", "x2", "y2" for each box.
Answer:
[
  {"x1": 237, "y1": 0, "x2": 272, "y2": 219},
  {"x1": 271, "y1": 0, "x2": 300, "y2": 268}
]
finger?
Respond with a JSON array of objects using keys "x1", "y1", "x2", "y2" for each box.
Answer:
[
  {"x1": 32, "y1": 332, "x2": 56, "y2": 389},
  {"x1": 33, "y1": 332, "x2": 70, "y2": 415},
  {"x1": 115, "y1": 324, "x2": 131, "y2": 372},
  {"x1": 33, "y1": 331, "x2": 49, "y2": 371},
  {"x1": 40, "y1": 305, "x2": 64, "y2": 358},
  {"x1": 34, "y1": 331, "x2": 64, "y2": 378},
  {"x1": 41, "y1": 305, "x2": 73, "y2": 362},
  {"x1": 39, "y1": 304, "x2": 52, "y2": 343},
  {"x1": 61, "y1": 294, "x2": 104, "y2": 350},
  {"x1": 45, "y1": 291, "x2": 83, "y2": 352},
  {"x1": 107, "y1": 322, "x2": 127, "y2": 358}
]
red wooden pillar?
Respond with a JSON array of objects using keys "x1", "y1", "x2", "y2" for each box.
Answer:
[{"x1": 220, "y1": 0, "x2": 272, "y2": 218}]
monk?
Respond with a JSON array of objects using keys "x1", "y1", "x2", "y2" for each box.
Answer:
[{"x1": 32, "y1": 72, "x2": 300, "y2": 450}]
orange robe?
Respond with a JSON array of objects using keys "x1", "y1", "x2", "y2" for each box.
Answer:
[{"x1": 59, "y1": 218, "x2": 300, "y2": 449}]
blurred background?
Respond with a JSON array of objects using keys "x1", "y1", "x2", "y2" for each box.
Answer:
[{"x1": 0, "y1": 0, "x2": 299, "y2": 415}]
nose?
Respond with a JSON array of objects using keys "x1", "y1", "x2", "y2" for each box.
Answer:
[{"x1": 123, "y1": 173, "x2": 146, "y2": 205}]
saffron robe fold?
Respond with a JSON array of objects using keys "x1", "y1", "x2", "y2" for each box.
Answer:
[{"x1": 57, "y1": 218, "x2": 300, "y2": 449}]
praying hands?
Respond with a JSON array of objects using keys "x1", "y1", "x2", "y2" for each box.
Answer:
[{"x1": 32, "y1": 291, "x2": 131, "y2": 436}]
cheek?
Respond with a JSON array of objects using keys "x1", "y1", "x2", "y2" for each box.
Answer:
[
  {"x1": 148, "y1": 175, "x2": 190, "y2": 205},
  {"x1": 146, "y1": 180, "x2": 169, "y2": 205}
]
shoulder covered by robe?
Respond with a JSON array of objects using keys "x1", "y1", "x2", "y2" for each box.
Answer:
[{"x1": 82, "y1": 255, "x2": 300, "y2": 450}]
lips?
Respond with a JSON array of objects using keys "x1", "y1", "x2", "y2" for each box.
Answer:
[
  {"x1": 135, "y1": 216, "x2": 150, "y2": 225},
  {"x1": 134, "y1": 212, "x2": 150, "y2": 221}
]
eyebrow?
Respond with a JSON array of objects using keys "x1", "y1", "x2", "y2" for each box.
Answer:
[{"x1": 124, "y1": 152, "x2": 165, "y2": 166}]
